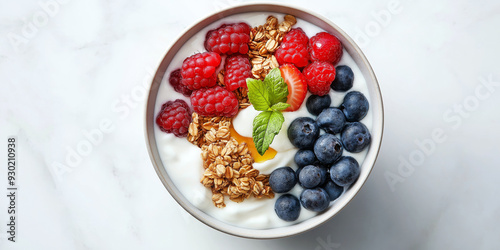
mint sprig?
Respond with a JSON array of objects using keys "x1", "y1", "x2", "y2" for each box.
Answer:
[
  {"x1": 247, "y1": 78, "x2": 271, "y2": 111},
  {"x1": 263, "y1": 69, "x2": 288, "y2": 104},
  {"x1": 270, "y1": 102, "x2": 291, "y2": 111},
  {"x1": 253, "y1": 111, "x2": 285, "y2": 155},
  {"x1": 246, "y1": 68, "x2": 290, "y2": 155}
]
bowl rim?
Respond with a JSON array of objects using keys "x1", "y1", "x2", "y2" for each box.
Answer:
[{"x1": 145, "y1": 2, "x2": 384, "y2": 239}]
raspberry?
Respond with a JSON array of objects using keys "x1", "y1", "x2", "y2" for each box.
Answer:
[
  {"x1": 205, "y1": 23, "x2": 251, "y2": 55},
  {"x1": 156, "y1": 99, "x2": 192, "y2": 137},
  {"x1": 169, "y1": 69, "x2": 192, "y2": 97},
  {"x1": 282, "y1": 28, "x2": 309, "y2": 44},
  {"x1": 190, "y1": 86, "x2": 239, "y2": 117},
  {"x1": 181, "y1": 52, "x2": 221, "y2": 90},
  {"x1": 308, "y1": 32, "x2": 343, "y2": 65},
  {"x1": 275, "y1": 43, "x2": 309, "y2": 68},
  {"x1": 303, "y1": 61, "x2": 336, "y2": 96},
  {"x1": 224, "y1": 55, "x2": 252, "y2": 91},
  {"x1": 275, "y1": 28, "x2": 309, "y2": 68}
]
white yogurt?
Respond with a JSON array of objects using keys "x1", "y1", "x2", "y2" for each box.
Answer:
[{"x1": 154, "y1": 12, "x2": 372, "y2": 229}]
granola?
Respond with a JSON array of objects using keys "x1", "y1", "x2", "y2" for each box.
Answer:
[
  {"x1": 200, "y1": 137, "x2": 274, "y2": 208},
  {"x1": 187, "y1": 113, "x2": 232, "y2": 147},
  {"x1": 247, "y1": 15, "x2": 297, "y2": 79},
  {"x1": 188, "y1": 112, "x2": 274, "y2": 208}
]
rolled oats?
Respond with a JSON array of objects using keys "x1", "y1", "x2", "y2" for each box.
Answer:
[
  {"x1": 247, "y1": 14, "x2": 297, "y2": 79},
  {"x1": 284, "y1": 14, "x2": 297, "y2": 26},
  {"x1": 212, "y1": 193, "x2": 225, "y2": 208},
  {"x1": 187, "y1": 113, "x2": 232, "y2": 147},
  {"x1": 199, "y1": 136, "x2": 275, "y2": 207},
  {"x1": 190, "y1": 112, "x2": 274, "y2": 208}
]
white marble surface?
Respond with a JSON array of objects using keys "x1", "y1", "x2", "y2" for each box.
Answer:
[{"x1": 1, "y1": 0, "x2": 499, "y2": 249}]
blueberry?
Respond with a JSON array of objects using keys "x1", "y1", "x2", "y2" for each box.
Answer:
[
  {"x1": 330, "y1": 156, "x2": 360, "y2": 186},
  {"x1": 288, "y1": 117, "x2": 320, "y2": 149},
  {"x1": 294, "y1": 149, "x2": 317, "y2": 167},
  {"x1": 314, "y1": 134, "x2": 343, "y2": 164},
  {"x1": 299, "y1": 165, "x2": 324, "y2": 188},
  {"x1": 341, "y1": 91, "x2": 369, "y2": 122},
  {"x1": 269, "y1": 166, "x2": 297, "y2": 193},
  {"x1": 316, "y1": 108, "x2": 346, "y2": 134},
  {"x1": 306, "y1": 95, "x2": 331, "y2": 116},
  {"x1": 341, "y1": 122, "x2": 371, "y2": 153},
  {"x1": 274, "y1": 194, "x2": 301, "y2": 221},
  {"x1": 300, "y1": 188, "x2": 330, "y2": 212},
  {"x1": 295, "y1": 167, "x2": 303, "y2": 185},
  {"x1": 331, "y1": 65, "x2": 354, "y2": 92},
  {"x1": 318, "y1": 166, "x2": 328, "y2": 186},
  {"x1": 322, "y1": 180, "x2": 343, "y2": 201}
]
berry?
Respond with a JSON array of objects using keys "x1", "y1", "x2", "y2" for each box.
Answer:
[
  {"x1": 169, "y1": 69, "x2": 192, "y2": 97},
  {"x1": 299, "y1": 165, "x2": 328, "y2": 189},
  {"x1": 300, "y1": 188, "x2": 330, "y2": 212},
  {"x1": 308, "y1": 32, "x2": 343, "y2": 65},
  {"x1": 282, "y1": 28, "x2": 309, "y2": 44},
  {"x1": 330, "y1": 156, "x2": 360, "y2": 186},
  {"x1": 331, "y1": 65, "x2": 354, "y2": 92},
  {"x1": 275, "y1": 28, "x2": 309, "y2": 68},
  {"x1": 296, "y1": 167, "x2": 303, "y2": 184},
  {"x1": 322, "y1": 180, "x2": 343, "y2": 201},
  {"x1": 294, "y1": 149, "x2": 317, "y2": 168},
  {"x1": 318, "y1": 167, "x2": 329, "y2": 186},
  {"x1": 341, "y1": 122, "x2": 371, "y2": 153},
  {"x1": 275, "y1": 43, "x2": 309, "y2": 68},
  {"x1": 224, "y1": 55, "x2": 252, "y2": 91},
  {"x1": 269, "y1": 167, "x2": 297, "y2": 193},
  {"x1": 181, "y1": 52, "x2": 221, "y2": 90},
  {"x1": 306, "y1": 94, "x2": 331, "y2": 116},
  {"x1": 190, "y1": 86, "x2": 239, "y2": 117},
  {"x1": 341, "y1": 91, "x2": 369, "y2": 122},
  {"x1": 288, "y1": 117, "x2": 320, "y2": 149},
  {"x1": 316, "y1": 107, "x2": 346, "y2": 134},
  {"x1": 298, "y1": 165, "x2": 322, "y2": 189},
  {"x1": 303, "y1": 61, "x2": 336, "y2": 96},
  {"x1": 156, "y1": 99, "x2": 191, "y2": 137},
  {"x1": 314, "y1": 134, "x2": 343, "y2": 164},
  {"x1": 204, "y1": 23, "x2": 251, "y2": 55},
  {"x1": 274, "y1": 194, "x2": 301, "y2": 221},
  {"x1": 279, "y1": 64, "x2": 307, "y2": 111}
]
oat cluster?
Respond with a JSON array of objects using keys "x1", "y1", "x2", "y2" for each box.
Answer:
[
  {"x1": 187, "y1": 113, "x2": 231, "y2": 147},
  {"x1": 187, "y1": 113, "x2": 274, "y2": 208},
  {"x1": 247, "y1": 15, "x2": 297, "y2": 79}
]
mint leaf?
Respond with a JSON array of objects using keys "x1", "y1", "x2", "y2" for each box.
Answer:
[
  {"x1": 247, "y1": 78, "x2": 271, "y2": 111},
  {"x1": 252, "y1": 111, "x2": 285, "y2": 156},
  {"x1": 246, "y1": 68, "x2": 290, "y2": 155},
  {"x1": 264, "y1": 68, "x2": 288, "y2": 105},
  {"x1": 270, "y1": 102, "x2": 291, "y2": 111}
]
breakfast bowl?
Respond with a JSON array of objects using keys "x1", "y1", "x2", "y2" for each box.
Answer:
[{"x1": 145, "y1": 3, "x2": 383, "y2": 239}]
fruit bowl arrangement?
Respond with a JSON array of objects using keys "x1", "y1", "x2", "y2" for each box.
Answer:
[{"x1": 145, "y1": 3, "x2": 383, "y2": 239}]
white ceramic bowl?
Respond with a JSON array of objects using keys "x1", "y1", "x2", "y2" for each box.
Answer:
[{"x1": 145, "y1": 3, "x2": 384, "y2": 239}]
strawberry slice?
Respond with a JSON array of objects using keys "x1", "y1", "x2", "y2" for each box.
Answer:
[{"x1": 279, "y1": 64, "x2": 307, "y2": 111}]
